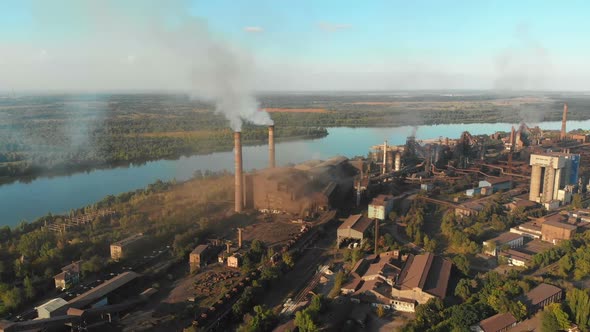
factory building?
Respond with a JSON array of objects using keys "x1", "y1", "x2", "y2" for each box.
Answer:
[
  {"x1": 482, "y1": 233, "x2": 524, "y2": 256},
  {"x1": 529, "y1": 153, "x2": 580, "y2": 206},
  {"x1": 36, "y1": 298, "x2": 69, "y2": 319},
  {"x1": 368, "y1": 195, "x2": 395, "y2": 220},
  {"x1": 391, "y1": 253, "x2": 452, "y2": 306},
  {"x1": 337, "y1": 214, "x2": 373, "y2": 246},
  {"x1": 244, "y1": 156, "x2": 356, "y2": 217},
  {"x1": 541, "y1": 220, "x2": 577, "y2": 244},
  {"x1": 110, "y1": 233, "x2": 145, "y2": 261}
]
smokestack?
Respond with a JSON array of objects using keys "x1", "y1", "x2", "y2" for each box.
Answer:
[
  {"x1": 234, "y1": 132, "x2": 243, "y2": 213},
  {"x1": 374, "y1": 219, "x2": 379, "y2": 255},
  {"x1": 268, "y1": 125, "x2": 275, "y2": 168},
  {"x1": 238, "y1": 228, "x2": 243, "y2": 248},
  {"x1": 382, "y1": 141, "x2": 387, "y2": 175},
  {"x1": 510, "y1": 126, "x2": 515, "y2": 150},
  {"x1": 226, "y1": 242, "x2": 231, "y2": 254},
  {"x1": 561, "y1": 103, "x2": 568, "y2": 141}
]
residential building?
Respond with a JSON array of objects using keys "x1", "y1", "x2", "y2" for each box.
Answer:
[
  {"x1": 391, "y1": 253, "x2": 452, "y2": 306},
  {"x1": 483, "y1": 233, "x2": 524, "y2": 256},
  {"x1": 521, "y1": 283, "x2": 563, "y2": 313},
  {"x1": 110, "y1": 233, "x2": 144, "y2": 261},
  {"x1": 337, "y1": 214, "x2": 373, "y2": 246},
  {"x1": 54, "y1": 260, "x2": 82, "y2": 290},
  {"x1": 368, "y1": 195, "x2": 395, "y2": 220},
  {"x1": 473, "y1": 312, "x2": 517, "y2": 332}
]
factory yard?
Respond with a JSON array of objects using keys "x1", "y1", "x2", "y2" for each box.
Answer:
[
  {"x1": 164, "y1": 266, "x2": 242, "y2": 306},
  {"x1": 241, "y1": 216, "x2": 303, "y2": 247}
]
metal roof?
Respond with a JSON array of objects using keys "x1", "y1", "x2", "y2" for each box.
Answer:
[
  {"x1": 68, "y1": 271, "x2": 140, "y2": 307},
  {"x1": 37, "y1": 298, "x2": 68, "y2": 313}
]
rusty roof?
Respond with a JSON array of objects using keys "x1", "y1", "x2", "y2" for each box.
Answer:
[
  {"x1": 339, "y1": 214, "x2": 373, "y2": 234},
  {"x1": 542, "y1": 219, "x2": 578, "y2": 231},
  {"x1": 396, "y1": 253, "x2": 452, "y2": 299},
  {"x1": 485, "y1": 232, "x2": 523, "y2": 245},
  {"x1": 483, "y1": 176, "x2": 513, "y2": 185},
  {"x1": 478, "y1": 312, "x2": 517, "y2": 332},
  {"x1": 523, "y1": 283, "x2": 562, "y2": 307}
]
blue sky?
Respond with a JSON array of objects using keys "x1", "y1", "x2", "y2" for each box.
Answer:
[{"x1": 1, "y1": 0, "x2": 589, "y2": 91}]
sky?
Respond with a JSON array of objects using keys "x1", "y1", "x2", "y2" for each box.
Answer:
[{"x1": 1, "y1": 0, "x2": 590, "y2": 92}]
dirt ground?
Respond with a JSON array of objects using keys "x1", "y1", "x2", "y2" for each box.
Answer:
[
  {"x1": 241, "y1": 217, "x2": 302, "y2": 247},
  {"x1": 164, "y1": 265, "x2": 241, "y2": 308}
]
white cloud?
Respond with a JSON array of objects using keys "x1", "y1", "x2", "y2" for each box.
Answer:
[
  {"x1": 126, "y1": 55, "x2": 136, "y2": 64},
  {"x1": 243, "y1": 26, "x2": 264, "y2": 33},
  {"x1": 317, "y1": 22, "x2": 352, "y2": 32}
]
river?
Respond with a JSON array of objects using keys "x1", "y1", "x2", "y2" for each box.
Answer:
[{"x1": 2, "y1": 120, "x2": 589, "y2": 227}]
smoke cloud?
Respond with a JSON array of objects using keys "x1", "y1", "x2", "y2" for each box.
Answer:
[{"x1": 4, "y1": 0, "x2": 272, "y2": 132}]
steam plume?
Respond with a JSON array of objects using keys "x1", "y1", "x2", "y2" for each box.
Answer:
[{"x1": 18, "y1": 0, "x2": 273, "y2": 132}]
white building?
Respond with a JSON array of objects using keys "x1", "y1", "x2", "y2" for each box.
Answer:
[
  {"x1": 36, "y1": 298, "x2": 68, "y2": 319},
  {"x1": 368, "y1": 195, "x2": 395, "y2": 220},
  {"x1": 483, "y1": 233, "x2": 524, "y2": 256}
]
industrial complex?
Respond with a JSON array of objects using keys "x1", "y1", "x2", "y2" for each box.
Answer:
[{"x1": 3, "y1": 102, "x2": 590, "y2": 332}]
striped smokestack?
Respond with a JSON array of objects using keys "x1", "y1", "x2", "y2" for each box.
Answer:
[
  {"x1": 234, "y1": 132, "x2": 243, "y2": 213},
  {"x1": 561, "y1": 103, "x2": 568, "y2": 141},
  {"x1": 269, "y1": 125, "x2": 275, "y2": 168}
]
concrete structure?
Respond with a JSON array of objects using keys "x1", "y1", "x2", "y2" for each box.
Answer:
[
  {"x1": 368, "y1": 195, "x2": 395, "y2": 220},
  {"x1": 395, "y1": 152, "x2": 401, "y2": 172},
  {"x1": 483, "y1": 233, "x2": 524, "y2": 256},
  {"x1": 541, "y1": 220, "x2": 577, "y2": 244},
  {"x1": 521, "y1": 283, "x2": 563, "y2": 313},
  {"x1": 473, "y1": 312, "x2": 517, "y2": 332},
  {"x1": 337, "y1": 214, "x2": 373, "y2": 246},
  {"x1": 529, "y1": 153, "x2": 580, "y2": 204},
  {"x1": 227, "y1": 253, "x2": 242, "y2": 268},
  {"x1": 189, "y1": 244, "x2": 213, "y2": 272},
  {"x1": 36, "y1": 298, "x2": 68, "y2": 319},
  {"x1": 268, "y1": 125, "x2": 275, "y2": 168},
  {"x1": 54, "y1": 260, "x2": 82, "y2": 290},
  {"x1": 244, "y1": 156, "x2": 356, "y2": 216},
  {"x1": 110, "y1": 233, "x2": 144, "y2": 261},
  {"x1": 498, "y1": 249, "x2": 532, "y2": 267},
  {"x1": 561, "y1": 103, "x2": 568, "y2": 141},
  {"x1": 510, "y1": 221, "x2": 542, "y2": 239},
  {"x1": 504, "y1": 199, "x2": 539, "y2": 212},
  {"x1": 455, "y1": 201, "x2": 485, "y2": 217},
  {"x1": 234, "y1": 131, "x2": 243, "y2": 213},
  {"x1": 391, "y1": 253, "x2": 452, "y2": 306}
]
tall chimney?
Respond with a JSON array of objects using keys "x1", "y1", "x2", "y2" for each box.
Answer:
[
  {"x1": 510, "y1": 126, "x2": 515, "y2": 150},
  {"x1": 374, "y1": 219, "x2": 380, "y2": 255},
  {"x1": 226, "y1": 242, "x2": 231, "y2": 254},
  {"x1": 238, "y1": 228, "x2": 243, "y2": 248},
  {"x1": 268, "y1": 125, "x2": 275, "y2": 168},
  {"x1": 382, "y1": 140, "x2": 388, "y2": 175},
  {"x1": 561, "y1": 103, "x2": 568, "y2": 141},
  {"x1": 234, "y1": 132, "x2": 243, "y2": 213}
]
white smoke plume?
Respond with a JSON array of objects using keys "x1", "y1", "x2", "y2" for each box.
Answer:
[{"x1": 7, "y1": 0, "x2": 272, "y2": 132}]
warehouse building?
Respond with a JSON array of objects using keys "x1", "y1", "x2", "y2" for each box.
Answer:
[
  {"x1": 110, "y1": 233, "x2": 145, "y2": 261},
  {"x1": 337, "y1": 214, "x2": 373, "y2": 246}
]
